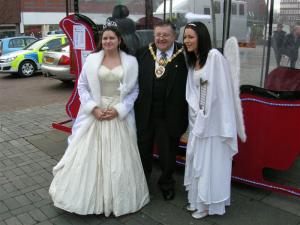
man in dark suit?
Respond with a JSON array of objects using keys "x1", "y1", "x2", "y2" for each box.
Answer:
[
  {"x1": 134, "y1": 21, "x2": 188, "y2": 201},
  {"x1": 272, "y1": 23, "x2": 286, "y2": 66},
  {"x1": 283, "y1": 25, "x2": 300, "y2": 68}
]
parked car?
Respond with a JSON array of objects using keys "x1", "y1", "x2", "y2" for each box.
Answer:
[
  {"x1": 0, "y1": 36, "x2": 37, "y2": 56},
  {"x1": 0, "y1": 35, "x2": 68, "y2": 77},
  {"x1": 46, "y1": 30, "x2": 64, "y2": 36},
  {"x1": 41, "y1": 45, "x2": 74, "y2": 83}
]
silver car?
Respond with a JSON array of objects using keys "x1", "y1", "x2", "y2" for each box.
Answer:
[{"x1": 41, "y1": 45, "x2": 75, "y2": 83}]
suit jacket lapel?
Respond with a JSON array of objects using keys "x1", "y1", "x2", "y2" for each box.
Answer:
[{"x1": 145, "y1": 46, "x2": 155, "y2": 92}]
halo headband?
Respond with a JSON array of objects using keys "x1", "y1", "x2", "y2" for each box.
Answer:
[{"x1": 187, "y1": 23, "x2": 197, "y2": 27}]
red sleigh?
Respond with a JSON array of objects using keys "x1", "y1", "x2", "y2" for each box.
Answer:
[
  {"x1": 52, "y1": 14, "x2": 300, "y2": 198},
  {"x1": 232, "y1": 85, "x2": 300, "y2": 197}
]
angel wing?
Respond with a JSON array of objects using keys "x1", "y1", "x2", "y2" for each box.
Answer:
[{"x1": 224, "y1": 37, "x2": 247, "y2": 142}]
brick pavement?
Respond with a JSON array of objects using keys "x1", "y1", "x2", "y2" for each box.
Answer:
[{"x1": 0, "y1": 104, "x2": 300, "y2": 225}]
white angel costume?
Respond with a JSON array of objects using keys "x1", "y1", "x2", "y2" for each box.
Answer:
[
  {"x1": 184, "y1": 38, "x2": 246, "y2": 215},
  {"x1": 49, "y1": 51, "x2": 149, "y2": 216}
]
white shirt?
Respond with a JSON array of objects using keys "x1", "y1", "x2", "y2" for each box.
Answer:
[{"x1": 156, "y1": 44, "x2": 175, "y2": 60}]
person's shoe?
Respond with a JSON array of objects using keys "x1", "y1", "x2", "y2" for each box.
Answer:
[
  {"x1": 161, "y1": 189, "x2": 175, "y2": 201},
  {"x1": 191, "y1": 210, "x2": 208, "y2": 219},
  {"x1": 186, "y1": 204, "x2": 196, "y2": 211}
]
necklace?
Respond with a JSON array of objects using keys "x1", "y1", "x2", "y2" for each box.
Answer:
[{"x1": 148, "y1": 43, "x2": 183, "y2": 78}]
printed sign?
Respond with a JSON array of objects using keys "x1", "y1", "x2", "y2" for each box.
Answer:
[{"x1": 73, "y1": 25, "x2": 86, "y2": 50}]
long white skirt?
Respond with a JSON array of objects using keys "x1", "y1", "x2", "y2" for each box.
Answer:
[
  {"x1": 49, "y1": 97, "x2": 149, "y2": 217},
  {"x1": 184, "y1": 135, "x2": 233, "y2": 215}
]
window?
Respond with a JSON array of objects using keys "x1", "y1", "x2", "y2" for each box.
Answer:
[
  {"x1": 43, "y1": 39, "x2": 62, "y2": 50},
  {"x1": 25, "y1": 38, "x2": 36, "y2": 46},
  {"x1": 214, "y1": 1, "x2": 221, "y2": 14},
  {"x1": 8, "y1": 38, "x2": 26, "y2": 48},
  {"x1": 239, "y1": 4, "x2": 245, "y2": 15},
  {"x1": 232, "y1": 3, "x2": 237, "y2": 15},
  {"x1": 204, "y1": 7, "x2": 210, "y2": 15}
]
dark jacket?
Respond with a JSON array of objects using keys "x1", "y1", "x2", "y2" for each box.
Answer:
[
  {"x1": 134, "y1": 42, "x2": 188, "y2": 138},
  {"x1": 272, "y1": 30, "x2": 286, "y2": 50},
  {"x1": 283, "y1": 33, "x2": 300, "y2": 62}
]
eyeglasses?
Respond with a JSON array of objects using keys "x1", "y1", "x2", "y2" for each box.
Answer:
[{"x1": 154, "y1": 33, "x2": 172, "y2": 39}]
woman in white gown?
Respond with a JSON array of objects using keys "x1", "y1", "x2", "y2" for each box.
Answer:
[
  {"x1": 49, "y1": 26, "x2": 149, "y2": 217},
  {"x1": 182, "y1": 22, "x2": 246, "y2": 219}
]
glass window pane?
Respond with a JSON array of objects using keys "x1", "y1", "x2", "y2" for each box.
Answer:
[
  {"x1": 232, "y1": 3, "x2": 237, "y2": 15},
  {"x1": 156, "y1": 1, "x2": 225, "y2": 49},
  {"x1": 44, "y1": 39, "x2": 62, "y2": 50},
  {"x1": 234, "y1": 0, "x2": 268, "y2": 87},
  {"x1": 276, "y1": 0, "x2": 300, "y2": 70},
  {"x1": 214, "y1": 1, "x2": 221, "y2": 14},
  {"x1": 239, "y1": 4, "x2": 245, "y2": 15},
  {"x1": 8, "y1": 39, "x2": 26, "y2": 48},
  {"x1": 8, "y1": 40, "x2": 14, "y2": 48},
  {"x1": 204, "y1": 7, "x2": 211, "y2": 15},
  {"x1": 265, "y1": 0, "x2": 300, "y2": 91},
  {"x1": 25, "y1": 38, "x2": 36, "y2": 45}
]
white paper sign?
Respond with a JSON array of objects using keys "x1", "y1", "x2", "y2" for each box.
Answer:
[
  {"x1": 81, "y1": 50, "x2": 92, "y2": 65},
  {"x1": 73, "y1": 25, "x2": 86, "y2": 50}
]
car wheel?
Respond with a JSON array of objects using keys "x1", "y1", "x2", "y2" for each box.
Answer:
[{"x1": 18, "y1": 60, "x2": 36, "y2": 77}]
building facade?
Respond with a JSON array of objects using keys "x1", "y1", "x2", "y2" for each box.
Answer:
[
  {"x1": 0, "y1": 0, "x2": 21, "y2": 38},
  {"x1": 280, "y1": 0, "x2": 300, "y2": 27},
  {"x1": 0, "y1": 0, "x2": 150, "y2": 38},
  {"x1": 21, "y1": 0, "x2": 72, "y2": 37}
]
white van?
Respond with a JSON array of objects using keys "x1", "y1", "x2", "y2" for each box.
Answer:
[{"x1": 155, "y1": 0, "x2": 249, "y2": 46}]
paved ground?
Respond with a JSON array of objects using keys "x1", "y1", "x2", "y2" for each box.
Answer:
[
  {"x1": 0, "y1": 73, "x2": 73, "y2": 112},
  {"x1": 0, "y1": 103, "x2": 299, "y2": 225}
]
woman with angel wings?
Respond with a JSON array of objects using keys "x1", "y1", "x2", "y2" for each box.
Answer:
[{"x1": 183, "y1": 21, "x2": 246, "y2": 219}]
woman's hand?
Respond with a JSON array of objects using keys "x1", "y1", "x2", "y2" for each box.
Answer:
[
  {"x1": 92, "y1": 107, "x2": 106, "y2": 120},
  {"x1": 101, "y1": 108, "x2": 118, "y2": 120}
]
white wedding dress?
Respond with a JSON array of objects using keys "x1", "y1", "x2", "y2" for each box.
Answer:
[{"x1": 49, "y1": 65, "x2": 149, "y2": 217}]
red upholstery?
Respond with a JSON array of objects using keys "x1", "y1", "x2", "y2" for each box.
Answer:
[{"x1": 265, "y1": 67, "x2": 300, "y2": 91}]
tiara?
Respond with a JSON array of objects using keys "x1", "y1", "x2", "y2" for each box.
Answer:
[{"x1": 103, "y1": 19, "x2": 118, "y2": 28}]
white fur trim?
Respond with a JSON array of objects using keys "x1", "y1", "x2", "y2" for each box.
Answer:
[
  {"x1": 83, "y1": 101, "x2": 98, "y2": 114},
  {"x1": 113, "y1": 103, "x2": 127, "y2": 119}
]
